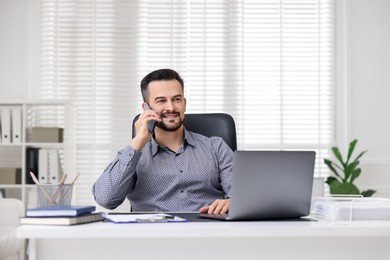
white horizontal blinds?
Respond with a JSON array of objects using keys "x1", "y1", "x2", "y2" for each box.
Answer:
[
  {"x1": 136, "y1": 0, "x2": 229, "y2": 111},
  {"x1": 236, "y1": 0, "x2": 333, "y2": 148},
  {"x1": 234, "y1": 0, "x2": 334, "y2": 177},
  {"x1": 317, "y1": 0, "x2": 334, "y2": 176},
  {"x1": 185, "y1": 1, "x2": 228, "y2": 112},
  {"x1": 40, "y1": 0, "x2": 138, "y2": 205},
  {"x1": 235, "y1": 1, "x2": 283, "y2": 148},
  {"x1": 39, "y1": 0, "x2": 334, "y2": 205},
  {"x1": 137, "y1": 0, "x2": 334, "y2": 175}
]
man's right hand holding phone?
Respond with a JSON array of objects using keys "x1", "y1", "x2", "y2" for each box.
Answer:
[{"x1": 130, "y1": 104, "x2": 161, "y2": 151}]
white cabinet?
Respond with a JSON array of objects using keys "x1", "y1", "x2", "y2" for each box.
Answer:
[{"x1": 0, "y1": 100, "x2": 74, "y2": 208}]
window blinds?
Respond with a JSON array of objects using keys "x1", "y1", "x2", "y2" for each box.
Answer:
[{"x1": 39, "y1": 0, "x2": 334, "y2": 206}]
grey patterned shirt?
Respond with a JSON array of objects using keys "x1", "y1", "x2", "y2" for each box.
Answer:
[{"x1": 92, "y1": 129, "x2": 233, "y2": 212}]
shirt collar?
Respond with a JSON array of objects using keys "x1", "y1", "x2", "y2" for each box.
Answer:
[
  {"x1": 183, "y1": 128, "x2": 196, "y2": 148},
  {"x1": 150, "y1": 128, "x2": 196, "y2": 157}
]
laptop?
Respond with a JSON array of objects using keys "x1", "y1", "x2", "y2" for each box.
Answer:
[{"x1": 200, "y1": 150, "x2": 316, "y2": 221}]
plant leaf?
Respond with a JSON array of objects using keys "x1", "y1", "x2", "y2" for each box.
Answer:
[
  {"x1": 350, "y1": 168, "x2": 361, "y2": 183},
  {"x1": 361, "y1": 189, "x2": 377, "y2": 197},
  {"x1": 324, "y1": 159, "x2": 342, "y2": 180},
  {"x1": 344, "y1": 161, "x2": 359, "y2": 182},
  {"x1": 325, "y1": 176, "x2": 338, "y2": 185},
  {"x1": 351, "y1": 150, "x2": 367, "y2": 165},
  {"x1": 329, "y1": 181, "x2": 360, "y2": 195},
  {"x1": 346, "y1": 139, "x2": 358, "y2": 165},
  {"x1": 332, "y1": 147, "x2": 346, "y2": 168},
  {"x1": 327, "y1": 178, "x2": 342, "y2": 191}
]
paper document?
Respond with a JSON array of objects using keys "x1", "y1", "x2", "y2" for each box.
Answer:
[
  {"x1": 310, "y1": 197, "x2": 390, "y2": 222},
  {"x1": 103, "y1": 213, "x2": 187, "y2": 223}
]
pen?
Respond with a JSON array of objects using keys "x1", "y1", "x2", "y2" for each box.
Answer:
[
  {"x1": 30, "y1": 171, "x2": 52, "y2": 203},
  {"x1": 135, "y1": 218, "x2": 169, "y2": 223},
  {"x1": 49, "y1": 173, "x2": 67, "y2": 206},
  {"x1": 56, "y1": 173, "x2": 80, "y2": 203},
  {"x1": 134, "y1": 214, "x2": 176, "y2": 223},
  {"x1": 160, "y1": 214, "x2": 175, "y2": 219}
]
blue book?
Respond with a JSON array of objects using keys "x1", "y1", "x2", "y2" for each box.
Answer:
[{"x1": 26, "y1": 205, "x2": 96, "y2": 217}]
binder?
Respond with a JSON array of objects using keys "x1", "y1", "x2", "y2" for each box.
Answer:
[
  {"x1": 26, "y1": 147, "x2": 40, "y2": 184},
  {"x1": 48, "y1": 149, "x2": 63, "y2": 183},
  {"x1": 11, "y1": 106, "x2": 22, "y2": 143},
  {"x1": 0, "y1": 107, "x2": 11, "y2": 144},
  {"x1": 38, "y1": 149, "x2": 49, "y2": 184}
]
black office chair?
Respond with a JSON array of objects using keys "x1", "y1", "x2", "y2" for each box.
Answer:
[{"x1": 132, "y1": 113, "x2": 237, "y2": 151}]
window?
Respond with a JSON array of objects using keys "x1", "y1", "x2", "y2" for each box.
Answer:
[{"x1": 39, "y1": 0, "x2": 334, "y2": 206}]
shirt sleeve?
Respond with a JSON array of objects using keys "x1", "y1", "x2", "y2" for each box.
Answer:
[
  {"x1": 92, "y1": 145, "x2": 142, "y2": 210},
  {"x1": 211, "y1": 137, "x2": 234, "y2": 198}
]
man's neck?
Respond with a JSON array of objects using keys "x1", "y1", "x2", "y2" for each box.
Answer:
[{"x1": 154, "y1": 126, "x2": 184, "y2": 152}]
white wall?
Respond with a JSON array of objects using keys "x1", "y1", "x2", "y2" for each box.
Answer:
[
  {"x1": 0, "y1": 0, "x2": 27, "y2": 99},
  {"x1": 1, "y1": 0, "x2": 390, "y2": 196},
  {"x1": 346, "y1": 0, "x2": 390, "y2": 197}
]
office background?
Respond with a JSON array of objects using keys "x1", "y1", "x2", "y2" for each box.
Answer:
[{"x1": 1, "y1": 0, "x2": 389, "y2": 209}]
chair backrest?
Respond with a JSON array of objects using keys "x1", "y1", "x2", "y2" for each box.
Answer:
[{"x1": 132, "y1": 113, "x2": 237, "y2": 151}]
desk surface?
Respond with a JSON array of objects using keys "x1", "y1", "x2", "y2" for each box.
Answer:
[
  {"x1": 17, "y1": 215, "x2": 390, "y2": 260},
  {"x1": 17, "y1": 217, "x2": 390, "y2": 239}
]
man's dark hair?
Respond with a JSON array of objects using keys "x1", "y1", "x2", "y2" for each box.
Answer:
[{"x1": 140, "y1": 68, "x2": 184, "y2": 102}]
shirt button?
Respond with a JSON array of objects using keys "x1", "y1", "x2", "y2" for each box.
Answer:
[
  {"x1": 179, "y1": 170, "x2": 183, "y2": 173},
  {"x1": 180, "y1": 190, "x2": 184, "y2": 193}
]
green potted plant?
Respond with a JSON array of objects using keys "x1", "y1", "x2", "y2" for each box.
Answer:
[{"x1": 324, "y1": 139, "x2": 376, "y2": 197}]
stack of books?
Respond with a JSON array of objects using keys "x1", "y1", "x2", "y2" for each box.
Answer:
[{"x1": 20, "y1": 205, "x2": 103, "y2": 226}]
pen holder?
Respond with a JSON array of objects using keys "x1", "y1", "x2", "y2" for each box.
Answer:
[{"x1": 37, "y1": 184, "x2": 73, "y2": 207}]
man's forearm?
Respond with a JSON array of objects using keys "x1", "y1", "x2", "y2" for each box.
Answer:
[{"x1": 92, "y1": 146, "x2": 141, "y2": 209}]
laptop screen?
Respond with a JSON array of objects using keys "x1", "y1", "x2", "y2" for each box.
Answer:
[{"x1": 202, "y1": 150, "x2": 316, "y2": 221}]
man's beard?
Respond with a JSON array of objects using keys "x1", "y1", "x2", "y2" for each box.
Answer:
[{"x1": 156, "y1": 112, "x2": 184, "y2": 132}]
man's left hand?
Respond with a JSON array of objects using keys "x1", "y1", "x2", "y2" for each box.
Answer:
[{"x1": 199, "y1": 199, "x2": 230, "y2": 214}]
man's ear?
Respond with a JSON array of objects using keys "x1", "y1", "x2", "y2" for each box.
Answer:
[{"x1": 184, "y1": 97, "x2": 187, "y2": 112}]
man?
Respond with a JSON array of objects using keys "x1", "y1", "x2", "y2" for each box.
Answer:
[{"x1": 92, "y1": 68, "x2": 233, "y2": 214}]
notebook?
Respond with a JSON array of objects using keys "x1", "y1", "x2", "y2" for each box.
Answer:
[{"x1": 200, "y1": 150, "x2": 316, "y2": 221}]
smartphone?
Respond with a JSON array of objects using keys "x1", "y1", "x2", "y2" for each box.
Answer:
[{"x1": 143, "y1": 103, "x2": 156, "y2": 135}]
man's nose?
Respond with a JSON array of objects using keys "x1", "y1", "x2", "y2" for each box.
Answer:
[{"x1": 165, "y1": 100, "x2": 175, "y2": 111}]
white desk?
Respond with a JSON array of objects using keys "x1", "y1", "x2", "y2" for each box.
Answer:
[{"x1": 17, "y1": 220, "x2": 390, "y2": 260}]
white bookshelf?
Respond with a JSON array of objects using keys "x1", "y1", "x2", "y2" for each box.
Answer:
[{"x1": 0, "y1": 100, "x2": 74, "y2": 208}]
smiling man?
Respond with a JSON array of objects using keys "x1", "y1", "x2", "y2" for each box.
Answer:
[{"x1": 92, "y1": 68, "x2": 233, "y2": 213}]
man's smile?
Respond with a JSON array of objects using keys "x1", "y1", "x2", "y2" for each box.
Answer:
[{"x1": 161, "y1": 112, "x2": 180, "y2": 119}]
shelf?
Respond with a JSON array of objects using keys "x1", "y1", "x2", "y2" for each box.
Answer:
[
  {"x1": 0, "y1": 143, "x2": 24, "y2": 147},
  {"x1": 25, "y1": 143, "x2": 64, "y2": 149},
  {"x1": 0, "y1": 99, "x2": 69, "y2": 106},
  {"x1": 0, "y1": 100, "x2": 73, "y2": 207},
  {"x1": 0, "y1": 184, "x2": 24, "y2": 189},
  {"x1": 0, "y1": 183, "x2": 36, "y2": 189},
  {"x1": 0, "y1": 184, "x2": 38, "y2": 189},
  {"x1": 0, "y1": 143, "x2": 64, "y2": 149}
]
